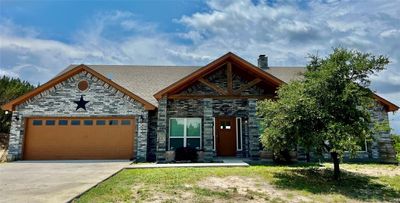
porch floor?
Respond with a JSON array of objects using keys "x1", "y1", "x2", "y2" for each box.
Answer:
[{"x1": 126, "y1": 159, "x2": 249, "y2": 169}]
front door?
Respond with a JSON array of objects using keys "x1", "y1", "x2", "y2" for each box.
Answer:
[{"x1": 216, "y1": 117, "x2": 236, "y2": 156}]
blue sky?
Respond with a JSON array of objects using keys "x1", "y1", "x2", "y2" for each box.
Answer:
[{"x1": 0, "y1": 0, "x2": 399, "y2": 133}]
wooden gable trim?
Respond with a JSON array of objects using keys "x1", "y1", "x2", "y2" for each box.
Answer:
[
  {"x1": 198, "y1": 78, "x2": 227, "y2": 95},
  {"x1": 153, "y1": 52, "x2": 284, "y2": 99},
  {"x1": 227, "y1": 62, "x2": 233, "y2": 94},
  {"x1": 1, "y1": 64, "x2": 156, "y2": 111},
  {"x1": 168, "y1": 94, "x2": 274, "y2": 100},
  {"x1": 233, "y1": 78, "x2": 262, "y2": 95},
  {"x1": 372, "y1": 93, "x2": 399, "y2": 112}
]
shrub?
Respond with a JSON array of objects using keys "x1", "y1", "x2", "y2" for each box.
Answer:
[
  {"x1": 175, "y1": 147, "x2": 198, "y2": 162},
  {"x1": 392, "y1": 135, "x2": 400, "y2": 163}
]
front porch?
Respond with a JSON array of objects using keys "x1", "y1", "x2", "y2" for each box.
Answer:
[{"x1": 155, "y1": 98, "x2": 261, "y2": 162}]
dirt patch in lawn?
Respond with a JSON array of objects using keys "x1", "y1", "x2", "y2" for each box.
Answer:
[
  {"x1": 340, "y1": 164, "x2": 400, "y2": 177},
  {"x1": 129, "y1": 176, "x2": 311, "y2": 203},
  {"x1": 196, "y1": 176, "x2": 311, "y2": 203}
]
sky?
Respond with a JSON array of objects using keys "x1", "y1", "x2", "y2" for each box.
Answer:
[{"x1": 0, "y1": 0, "x2": 399, "y2": 133}]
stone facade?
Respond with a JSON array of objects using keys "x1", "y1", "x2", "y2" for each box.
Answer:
[
  {"x1": 314, "y1": 102, "x2": 396, "y2": 163},
  {"x1": 7, "y1": 71, "x2": 149, "y2": 161},
  {"x1": 155, "y1": 64, "x2": 263, "y2": 161}
]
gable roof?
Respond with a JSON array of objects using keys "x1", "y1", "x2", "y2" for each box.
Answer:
[
  {"x1": 2, "y1": 53, "x2": 398, "y2": 112},
  {"x1": 153, "y1": 52, "x2": 285, "y2": 99},
  {"x1": 1, "y1": 64, "x2": 157, "y2": 111}
]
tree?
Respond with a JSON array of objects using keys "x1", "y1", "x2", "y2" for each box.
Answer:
[
  {"x1": 0, "y1": 76, "x2": 35, "y2": 133},
  {"x1": 257, "y1": 48, "x2": 389, "y2": 180}
]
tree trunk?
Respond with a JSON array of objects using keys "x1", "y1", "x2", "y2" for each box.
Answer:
[{"x1": 331, "y1": 152, "x2": 340, "y2": 180}]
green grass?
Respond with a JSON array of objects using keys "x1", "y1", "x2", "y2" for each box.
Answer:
[{"x1": 75, "y1": 163, "x2": 400, "y2": 203}]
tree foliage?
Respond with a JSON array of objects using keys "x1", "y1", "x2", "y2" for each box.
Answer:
[
  {"x1": 257, "y1": 48, "x2": 389, "y2": 180},
  {"x1": 0, "y1": 76, "x2": 35, "y2": 133}
]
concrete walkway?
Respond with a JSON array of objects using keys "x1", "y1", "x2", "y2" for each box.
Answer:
[{"x1": 0, "y1": 160, "x2": 129, "y2": 203}]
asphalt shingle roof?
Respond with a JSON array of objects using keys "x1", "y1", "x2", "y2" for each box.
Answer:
[{"x1": 66, "y1": 65, "x2": 305, "y2": 106}]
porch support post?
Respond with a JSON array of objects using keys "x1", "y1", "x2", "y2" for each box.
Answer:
[
  {"x1": 7, "y1": 111, "x2": 24, "y2": 161},
  {"x1": 248, "y1": 99, "x2": 260, "y2": 159},
  {"x1": 136, "y1": 110, "x2": 148, "y2": 161},
  {"x1": 203, "y1": 98, "x2": 214, "y2": 161},
  {"x1": 156, "y1": 97, "x2": 168, "y2": 162}
]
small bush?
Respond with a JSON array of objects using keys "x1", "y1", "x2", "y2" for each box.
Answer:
[
  {"x1": 392, "y1": 135, "x2": 400, "y2": 163},
  {"x1": 273, "y1": 149, "x2": 293, "y2": 164},
  {"x1": 175, "y1": 147, "x2": 198, "y2": 162}
]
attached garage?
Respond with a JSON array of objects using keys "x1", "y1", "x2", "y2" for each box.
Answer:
[{"x1": 23, "y1": 117, "x2": 136, "y2": 160}]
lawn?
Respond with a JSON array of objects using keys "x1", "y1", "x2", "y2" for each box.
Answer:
[{"x1": 74, "y1": 163, "x2": 400, "y2": 203}]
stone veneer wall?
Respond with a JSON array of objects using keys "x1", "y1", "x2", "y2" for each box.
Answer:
[
  {"x1": 316, "y1": 102, "x2": 396, "y2": 163},
  {"x1": 147, "y1": 110, "x2": 158, "y2": 162},
  {"x1": 8, "y1": 71, "x2": 149, "y2": 161},
  {"x1": 156, "y1": 97, "x2": 259, "y2": 161}
]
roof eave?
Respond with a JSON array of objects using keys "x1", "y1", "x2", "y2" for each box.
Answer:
[{"x1": 1, "y1": 64, "x2": 156, "y2": 111}]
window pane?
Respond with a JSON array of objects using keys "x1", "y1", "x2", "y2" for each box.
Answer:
[
  {"x1": 187, "y1": 138, "x2": 200, "y2": 149},
  {"x1": 187, "y1": 118, "x2": 201, "y2": 137},
  {"x1": 237, "y1": 119, "x2": 242, "y2": 150},
  {"x1": 58, "y1": 120, "x2": 68, "y2": 126},
  {"x1": 170, "y1": 118, "x2": 184, "y2": 137},
  {"x1": 170, "y1": 138, "x2": 184, "y2": 150},
  {"x1": 109, "y1": 120, "x2": 118, "y2": 125},
  {"x1": 32, "y1": 120, "x2": 42, "y2": 126},
  {"x1": 84, "y1": 120, "x2": 93, "y2": 126},
  {"x1": 96, "y1": 120, "x2": 106, "y2": 125},
  {"x1": 45, "y1": 120, "x2": 55, "y2": 126},
  {"x1": 225, "y1": 121, "x2": 231, "y2": 129},
  {"x1": 71, "y1": 120, "x2": 80, "y2": 125},
  {"x1": 121, "y1": 120, "x2": 131, "y2": 125}
]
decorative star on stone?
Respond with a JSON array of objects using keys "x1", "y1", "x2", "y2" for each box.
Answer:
[{"x1": 74, "y1": 95, "x2": 89, "y2": 111}]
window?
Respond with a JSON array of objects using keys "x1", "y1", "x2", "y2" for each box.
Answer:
[
  {"x1": 109, "y1": 120, "x2": 118, "y2": 125},
  {"x1": 45, "y1": 120, "x2": 55, "y2": 126},
  {"x1": 71, "y1": 120, "x2": 80, "y2": 125},
  {"x1": 58, "y1": 120, "x2": 68, "y2": 126},
  {"x1": 84, "y1": 120, "x2": 93, "y2": 126},
  {"x1": 77, "y1": 80, "x2": 89, "y2": 91},
  {"x1": 121, "y1": 120, "x2": 131, "y2": 125},
  {"x1": 32, "y1": 120, "x2": 42, "y2": 126},
  {"x1": 169, "y1": 118, "x2": 201, "y2": 150},
  {"x1": 219, "y1": 121, "x2": 231, "y2": 130},
  {"x1": 236, "y1": 118, "x2": 242, "y2": 151},
  {"x1": 96, "y1": 120, "x2": 106, "y2": 125},
  {"x1": 356, "y1": 138, "x2": 368, "y2": 151}
]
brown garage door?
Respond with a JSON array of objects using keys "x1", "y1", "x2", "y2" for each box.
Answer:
[{"x1": 23, "y1": 117, "x2": 135, "y2": 160}]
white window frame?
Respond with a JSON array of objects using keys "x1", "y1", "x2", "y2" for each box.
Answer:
[
  {"x1": 169, "y1": 118, "x2": 202, "y2": 150},
  {"x1": 236, "y1": 117, "x2": 243, "y2": 151}
]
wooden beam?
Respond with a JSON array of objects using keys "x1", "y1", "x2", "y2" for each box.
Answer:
[
  {"x1": 227, "y1": 62, "x2": 233, "y2": 94},
  {"x1": 233, "y1": 78, "x2": 262, "y2": 95},
  {"x1": 198, "y1": 78, "x2": 227, "y2": 95},
  {"x1": 168, "y1": 94, "x2": 274, "y2": 100}
]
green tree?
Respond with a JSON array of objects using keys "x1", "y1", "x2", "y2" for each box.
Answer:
[
  {"x1": 257, "y1": 48, "x2": 389, "y2": 180},
  {"x1": 0, "y1": 76, "x2": 35, "y2": 132}
]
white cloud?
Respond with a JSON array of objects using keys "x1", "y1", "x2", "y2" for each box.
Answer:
[{"x1": 0, "y1": 0, "x2": 399, "y2": 131}]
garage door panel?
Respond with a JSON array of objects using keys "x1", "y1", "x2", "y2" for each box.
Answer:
[{"x1": 23, "y1": 117, "x2": 135, "y2": 160}]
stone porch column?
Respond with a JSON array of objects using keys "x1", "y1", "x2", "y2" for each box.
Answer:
[
  {"x1": 203, "y1": 98, "x2": 214, "y2": 161},
  {"x1": 156, "y1": 97, "x2": 168, "y2": 161},
  {"x1": 248, "y1": 99, "x2": 260, "y2": 159},
  {"x1": 136, "y1": 111, "x2": 148, "y2": 161},
  {"x1": 7, "y1": 111, "x2": 24, "y2": 161}
]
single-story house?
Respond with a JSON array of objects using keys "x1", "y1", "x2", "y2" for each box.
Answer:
[{"x1": 2, "y1": 52, "x2": 399, "y2": 162}]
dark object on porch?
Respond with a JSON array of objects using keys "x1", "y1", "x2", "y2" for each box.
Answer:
[
  {"x1": 175, "y1": 147, "x2": 198, "y2": 162},
  {"x1": 273, "y1": 150, "x2": 297, "y2": 164}
]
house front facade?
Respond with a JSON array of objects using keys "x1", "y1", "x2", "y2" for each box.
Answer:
[{"x1": 2, "y1": 53, "x2": 399, "y2": 162}]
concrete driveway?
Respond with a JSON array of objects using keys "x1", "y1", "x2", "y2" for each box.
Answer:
[{"x1": 0, "y1": 160, "x2": 130, "y2": 203}]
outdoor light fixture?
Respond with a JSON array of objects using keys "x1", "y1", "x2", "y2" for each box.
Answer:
[{"x1": 4, "y1": 110, "x2": 9, "y2": 115}]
